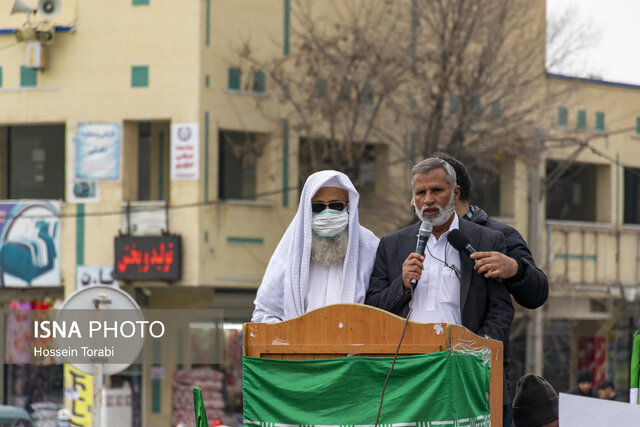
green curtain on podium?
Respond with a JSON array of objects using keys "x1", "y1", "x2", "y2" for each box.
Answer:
[{"x1": 243, "y1": 351, "x2": 490, "y2": 426}]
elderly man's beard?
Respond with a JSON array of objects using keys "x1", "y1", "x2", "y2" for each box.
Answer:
[
  {"x1": 311, "y1": 230, "x2": 349, "y2": 265},
  {"x1": 414, "y1": 191, "x2": 456, "y2": 227}
]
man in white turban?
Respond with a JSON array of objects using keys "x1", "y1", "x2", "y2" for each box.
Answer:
[{"x1": 252, "y1": 170, "x2": 380, "y2": 323}]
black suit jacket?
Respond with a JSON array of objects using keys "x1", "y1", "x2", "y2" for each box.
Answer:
[
  {"x1": 365, "y1": 218, "x2": 514, "y2": 343},
  {"x1": 483, "y1": 217, "x2": 549, "y2": 309},
  {"x1": 365, "y1": 218, "x2": 515, "y2": 404}
]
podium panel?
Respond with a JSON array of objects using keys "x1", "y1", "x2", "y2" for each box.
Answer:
[{"x1": 243, "y1": 303, "x2": 503, "y2": 426}]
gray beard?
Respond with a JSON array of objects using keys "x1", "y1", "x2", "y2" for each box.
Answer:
[
  {"x1": 311, "y1": 231, "x2": 349, "y2": 266},
  {"x1": 414, "y1": 192, "x2": 456, "y2": 227}
]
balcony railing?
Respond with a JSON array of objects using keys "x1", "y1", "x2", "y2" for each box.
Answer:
[{"x1": 545, "y1": 220, "x2": 640, "y2": 300}]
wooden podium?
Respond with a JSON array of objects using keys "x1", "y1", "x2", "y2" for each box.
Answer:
[{"x1": 243, "y1": 303, "x2": 504, "y2": 426}]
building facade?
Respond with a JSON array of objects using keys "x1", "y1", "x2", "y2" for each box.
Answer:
[{"x1": 0, "y1": 0, "x2": 637, "y2": 425}]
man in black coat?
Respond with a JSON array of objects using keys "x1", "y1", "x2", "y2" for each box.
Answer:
[
  {"x1": 365, "y1": 158, "x2": 514, "y2": 414},
  {"x1": 436, "y1": 154, "x2": 549, "y2": 309},
  {"x1": 366, "y1": 216, "x2": 514, "y2": 341}
]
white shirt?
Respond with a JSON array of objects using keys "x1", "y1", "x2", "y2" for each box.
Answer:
[
  {"x1": 408, "y1": 214, "x2": 462, "y2": 325},
  {"x1": 305, "y1": 260, "x2": 344, "y2": 312}
]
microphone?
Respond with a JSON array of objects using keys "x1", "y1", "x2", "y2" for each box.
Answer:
[
  {"x1": 410, "y1": 221, "x2": 433, "y2": 288},
  {"x1": 448, "y1": 229, "x2": 503, "y2": 283},
  {"x1": 447, "y1": 229, "x2": 476, "y2": 256}
]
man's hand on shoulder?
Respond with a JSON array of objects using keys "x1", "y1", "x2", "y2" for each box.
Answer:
[{"x1": 470, "y1": 251, "x2": 518, "y2": 280}]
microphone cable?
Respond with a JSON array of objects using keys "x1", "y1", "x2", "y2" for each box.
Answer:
[{"x1": 374, "y1": 286, "x2": 415, "y2": 427}]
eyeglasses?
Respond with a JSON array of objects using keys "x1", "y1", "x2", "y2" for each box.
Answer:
[{"x1": 311, "y1": 200, "x2": 349, "y2": 213}]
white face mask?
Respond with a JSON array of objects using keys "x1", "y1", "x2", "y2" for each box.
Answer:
[{"x1": 312, "y1": 209, "x2": 349, "y2": 237}]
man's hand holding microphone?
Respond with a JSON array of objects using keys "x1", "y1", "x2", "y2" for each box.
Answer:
[{"x1": 402, "y1": 221, "x2": 432, "y2": 292}]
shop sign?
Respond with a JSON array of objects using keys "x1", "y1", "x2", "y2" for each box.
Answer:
[
  {"x1": 0, "y1": 201, "x2": 61, "y2": 287},
  {"x1": 114, "y1": 235, "x2": 181, "y2": 281},
  {"x1": 76, "y1": 265, "x2": 119, "y2": 290}
]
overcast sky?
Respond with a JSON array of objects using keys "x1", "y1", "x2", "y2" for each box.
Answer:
[{"x1": 547, "y1": 0, "x2": 640, "y2": 85}]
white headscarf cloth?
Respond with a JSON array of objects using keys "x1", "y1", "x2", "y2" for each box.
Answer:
[{"x1": 252, "y1": 170, "x2": 380, "y2": 323}]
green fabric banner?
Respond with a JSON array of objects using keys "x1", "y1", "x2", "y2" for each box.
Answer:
[
  {"x1": 193, "y1": 386, "x2": 209, "y2": 427},
  {"x1": 243, "y1": 351, "x2": 490, "y2": 426},
  {"x1": 631, "y1": 332, "x2": 640, "y2": 404}
]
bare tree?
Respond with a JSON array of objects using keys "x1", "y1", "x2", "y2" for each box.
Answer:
[
  {"x1": 546, "y1": 5, "x2": 602, "y2": 77},
  {"x1": 236, "y1": 0, "x2": 598, "y2": 228},
  {"x1": 395, "y1": 0, "x2": 548, "y2": 168},
  {"x1": 241, "y1": 1, "x2": 412, "y2": 158}
]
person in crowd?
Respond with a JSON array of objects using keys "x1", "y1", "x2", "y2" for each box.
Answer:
[
  {"x1": 435, "y1": 153, "x2": 549, "y2": 309},
  {"x1": 512, "y1": 373, "x2": 559, "y2": 427},
  {"x1": 568, "y1": 369, "x2": 597, "y2": 397},
  {"x1": 596, "y1": 379, "x2": 625, "y2": 401},
  {"x1": 252, "y1": 170, "x2": 379, "y2": 323},
  {"x1": 365, "y1": 157, "x2": 514, "y2": 422}
]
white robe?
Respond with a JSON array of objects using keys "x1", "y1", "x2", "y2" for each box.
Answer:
[{"x1": 252, "y1": 170, "x2": 380, "y2": 323}]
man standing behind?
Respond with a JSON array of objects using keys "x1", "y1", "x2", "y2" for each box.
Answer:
[
  {"x1": 365, "y1": 157, "x2": 513, "y2": 342},
  {"x1": 252, "y1": 170, "x2": 379, "y2": 323},
  {"x1": 436, "y1": 153, "x2": 548, "y2": 309}
]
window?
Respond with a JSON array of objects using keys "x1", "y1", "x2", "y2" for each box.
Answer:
[
  {"x1": 637, "y1": 117, "x2": 640, "y2": 136},
  {"x1": 546, "y1": 160, "x2": 597, "y2": 221},
  {"x1": 218, "y1": 131, "x2": 264, "y2": 200},
  {"x1": 577, "y1": 110, "x2": 586, "y2": 130},
  {"x1": 595, "y1": 112, "x2": 605, "y2": 131},
  {"x1": 338, "y1": 80, "x2": 351, "y2": 102},
  {"x1": 4, "y1": 125, "x2": 65, "y2": 199},
  {"x1": 624, "y1": 167, "x2": 640, "y2": 224},
  {"x1": 252, "y1": 71, "x2": 265, "y2": 93},
  {"x1": 0, "y1": 66, "x2": 3, "y2": 88},
  {"x1": 557, "y1": 107, "x2": 568, "y2": 127},
  {"x1": 298, "y1": 139, "x2": 388, "y2": 210},
  {"x1": 129, "y1": 122, "x2": 170, "y2": 202},
  {"x1": 20, "y1": 66, "x2": 37, "y2": 87},
  {"x1": 314, "y1": 78, "x2": 328, "y2": 99},
  {"x1": 132, "y1": 0, "x2": 149, "y2": 5},
  {"x1": 228, "y1": 68, "x2": 241, "y2": 90},
  {"x1": 471, "y1": 96, "x2": 482, "y2": 117},
  {"x1": 362, "y1": 84, "x2": 373, "y2": 106},
  {"x1": 450, "y1": 94, "x2": 461, "y2": 114},
  {"x1": 491, "y1": 100, "x2": 501, "y2": 119},
  {"x1": 467, "y1": 166, "x2": 500, "y2": 217},
  {"x1": 131, "y1": 66, "x2": 149, "y2": 87}
]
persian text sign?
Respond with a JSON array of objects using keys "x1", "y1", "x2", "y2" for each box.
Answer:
[
  {"x1": 76, "y1": 123, "x2": 121, "y2": 181},
  {"x1": 114, "y1": 235, "x2": 181, "y2": 281},
  {"x1": 76, "y1": 265, "x2": 119, "y2": 290},
  {"x1": 171, "y1": 123, "x2": 199, "y2": 181},
  {"x1": 64, "y1": 365, "x2": 93, "y2": 427}
]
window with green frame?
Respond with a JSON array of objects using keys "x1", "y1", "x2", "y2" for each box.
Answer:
[
  {"x1": 557, "y1": 107, "x2": 568, "y2": 127},
  {"x1": 20, "y1": 66, "x2": 37, "y2": 87},
  {"x1": 595, "y1": 112, "x2": 605, "y2": 131},
  {"x1": 577, "y1": 110, "x2": 587, "y2": 130},
  {"x1": 362, "y1": 84, "x2": 374, "y2": 106},
  {"x1": 252, "y1": 71, "x2": 265, "y2": 93},
  {"x1": 314, "y1": 78, "x2": 328, "y2": 99},
  {"x1": 228, "y1": 67, "x2": 241, "y2": 90}
]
